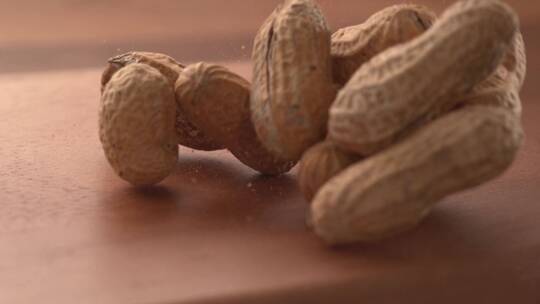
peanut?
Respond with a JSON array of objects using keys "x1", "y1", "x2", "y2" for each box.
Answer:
[
  {"x1": 96, "y1": 0, "x2": 527, "y2": 247},
  {"x1": 461, "y1": 33, "x2": 526, "y2": 116},
  {"x1": 308, "y1": 1, "x2": 526, "y2": 245},
  {"x1": 251, "y1": 0, "x2": 337, "y2": 162},
  {"x1": 175, "y1": 62, "x2": 295, "y2": 175},
  {"x1": 101, "y1": 51, "x2": 224, "y2": 151},
  {"x1": 332, "y1": 4, "x2": 436, "y2": 86},
  {"x1": 298, "y1": 141, "x2": 359, "y2": 202},
  {"x1": 312, "y1": 105, "x2": 523, "y2": 244},
  {"x1": 99, "y1": 63, "x2": 178, "y2": 186},
  {"x1": 101, "y1": 51, "x2": 185, "y2": 91},
  {"x1": 328, "y1": 0, "x2": 518, "y2": 156},
  {"x1": 390, "y1": 32, "x2": 525, "y2": 145}
]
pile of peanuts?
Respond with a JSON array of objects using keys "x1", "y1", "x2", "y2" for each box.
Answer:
[{"x1": 99, "y1": 0, "x2": 526, "y2": 245}]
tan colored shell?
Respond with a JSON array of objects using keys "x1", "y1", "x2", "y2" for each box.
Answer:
[
  {"x1": 309, "y1": 24, "x2": 527, "y2": 245},
  {"x1": 312, "y1": 105, "x2": 523, "y2": 245},
  {"x1": 331, "y1": 4, "x2": 436, "y2": 85},
  {"x1": 251, "y1": 0, "x2": 337, "y2": 162},
  {"x1": 101, "y1": 51, "x2": 223, "y2": 151},
  {"x1": 99, "y1": 63, "x2": 179, "y2": 186},
  {"x1": 175, "y1": 63, "x2": 295, "y2": 175},
  {"x1": 298, "y1": 141, "x2": 359, "y2": 202},
  {"x1": 462, "y1": 32, "x2": 526, "y2": 116},
  {"x1": 378, "y1": 31, "x2": 526, "y2": 147},
  {"x1": 101, "y1": 51, "x2": 185, "y2": 91},
  {"x1": 329, "y1": 0, "x2": 518, "y2": 156}
]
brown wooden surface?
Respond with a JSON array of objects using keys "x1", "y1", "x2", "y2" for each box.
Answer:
[{"x1": 1, "y1": 1, "x2": 539, "y2": 303}]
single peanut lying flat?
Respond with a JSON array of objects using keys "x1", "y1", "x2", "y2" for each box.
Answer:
[
  {"x1": 176, "y1": 63, "x2": 295, "y2": 175},
  {"x1": 101, "y1": 51, "x2": 224, "y2": 151},
  {"x1": 329, "y1": 0, "x2": 518, "y2": 156},
  {"x1": 312, "y1": 105, "x2": 523, "y2": 244},
  {"x1": 331, "y1": 4, "x2": 436, "y2": 85},
  {"x1": 251, "y1": 0, "x2": 337, "y2": 162},
  {"x1": 100, "y1": 63, "x2": 178, "y2": 186}
]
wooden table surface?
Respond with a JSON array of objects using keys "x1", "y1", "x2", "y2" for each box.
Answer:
[{"x1": 1, "y1": 1, "x2": 539, "y2": 303}]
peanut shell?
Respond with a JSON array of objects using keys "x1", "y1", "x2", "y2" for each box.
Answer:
[
  {"x1": 100, "y1": 63, "x2": 178, "y2": 186},
  {"x1": 176, "y1": 63, "x2": 295, "y2": 175},
  {"x1": 462, "y1": 32, "x2": 526, "y2": 116},
  {"x1": 251, "y1": 0, "x2": 336, "y2": 162},
  {"x1": 101, "y1": 51, "x2": 185, "y2": 91},
  {"x1": 101, "y1": 51, "x2": 223, "y2": 151},
  {"x1": 329, "y1": 0, "x2": 518, "y2": 156},
  {"x1": 313, "y1": 105, "x2": 523, "y2": 245},
  {"x1": 332, "y1": 4, "x2": 436, "y2": 85},
  {"x1": 381, "y1": 32, "x2": 526, "y2": 147},
  {"x1": 298, "y1": 141, "x2": 359, "y2": 202}
]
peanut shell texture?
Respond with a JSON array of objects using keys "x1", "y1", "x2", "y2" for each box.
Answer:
[
  {"x1": 101, "y1": 51, "x2": 223, "y2": 152},
  {"x1": 176, "y1": 62, "x2": 295, "y2": 175},
  {"x1": 298, "y1": 141, "x2": 359, "y2": 202},
  {"x1": 99, "y1": 63, "x2": 179, "y2": 186},
  {"x1": 251, "y1": 0, "x2": 337, "y2": 162},
  {"x1": 313, "y1": 105, "x2": 523, "y2": 245},
  {"x1": 331, "y1": 4, "x2": 436, "y2": 85},
  {"x1": 101, "y1": 51, "x2": 185, "y2": 91},
  {"x1": 329, "y1": 0, "x2": 518, "y2": 156},
  {"x1": 462, "y1": 32, "x2": 526, "y2": 116}
]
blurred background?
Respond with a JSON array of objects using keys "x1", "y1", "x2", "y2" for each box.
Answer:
[
  {"x1": 1, "y1": 0, "x2": 536, "y2": 138},
  {"x1": 0, "y1": 0, "x2": 538, "y2": 75}
]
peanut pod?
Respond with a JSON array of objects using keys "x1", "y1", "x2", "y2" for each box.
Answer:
[
  {"x1": 101, "y1": 51, "x2": 224, "y2": 152},
  {"x1": 462, "y1": 32, "x2": 526, "y2": 116},
  {"x1": 176, "y1": 63, "x2": 295, "y2": 175},
  {"x1": 100, "y1": 63, "x2": 179, "y2": 186},
  {"x1": 329, "y1": 0, "x2": 518, "y2": 156},
  {"x1": 251, "y1": 0, "x2": 337, "y2": 162},
  {"x1": 311, "y1": 21, "x2": 527, "y2": 244},
  {"x1": 298, "y1": 141, "x2": 360, "y2": 202},
  {"x1": 312, "y1": 104, "x2": 523, "y2": 245},
  {"x1": 101, "y1": 51, "x2": 185, "y2": 91},
  {"x1": 332, "y1": 4, "x2": 436, "y2": 86}
]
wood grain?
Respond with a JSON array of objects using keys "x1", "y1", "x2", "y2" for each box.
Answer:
[{"x1": 0, "y1": 1, "x2": 539, "y2": 303}]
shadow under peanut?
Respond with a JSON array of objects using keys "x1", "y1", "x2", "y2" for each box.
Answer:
[
  {"x1": 96, "y1": 148, "x2": 527, "y2": 270},
  {"x1": 96, "y1": 150, "x2": 303, "y2": 234}
]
